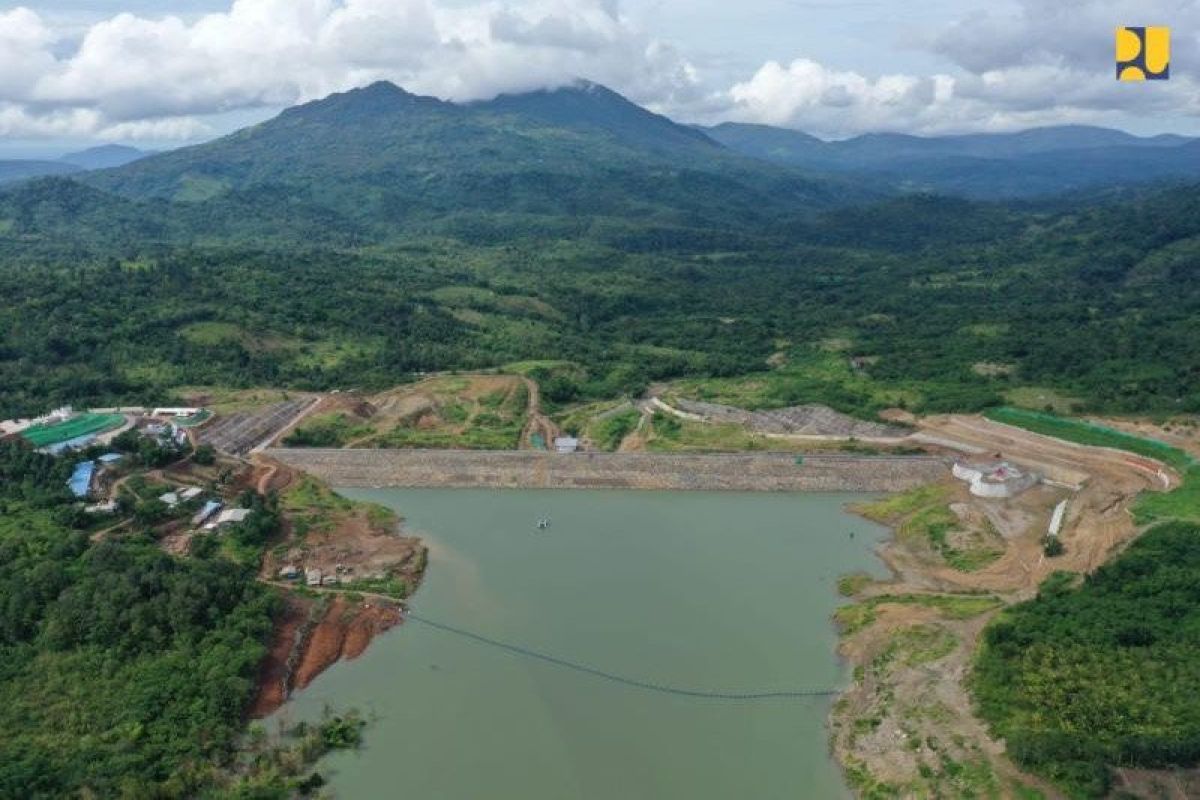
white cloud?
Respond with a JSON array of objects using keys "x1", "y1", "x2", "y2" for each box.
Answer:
[
  {"x1": 0, "y1": 0, "x2": 1196, "y2": 142},
  {"x1": 0, "y1": 0, "x2": 703, "y2": 140},
  {"x1": 722, "y1": 0, "x2": 1200, "y2": 137}
]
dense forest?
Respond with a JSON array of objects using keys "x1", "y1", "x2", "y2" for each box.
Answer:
[
  {"x1": 0, "y1": 442, "x2": 279, "y2": 797},
  {"x1": 1, "y1": 181, "x2": 1199, "y2": 420},
  {"x1": 972, "y1": 522, "x2": 1200, "y2": 797},
  {"x1": 0, "y1": 83, "x2": 1196, "y2": 420}
]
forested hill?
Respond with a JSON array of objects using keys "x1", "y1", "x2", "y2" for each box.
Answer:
[
  {"x1": 705, "y1": 122, "x2": 1200, "y2": 199},
  {"x1": 0, "y1": 81, "x2": 1198, "y2": 420},
  {"x1": 80, "y1": 81, "x2": 866, "y2": 235}
]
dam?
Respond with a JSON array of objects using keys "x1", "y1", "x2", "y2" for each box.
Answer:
[{"x1": 263, "y1": 448, "x2": 948, "y2": 492}]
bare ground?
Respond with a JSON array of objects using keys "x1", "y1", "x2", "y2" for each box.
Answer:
[{"x1": 831, "y1": 414, "x2": 1178, "y2": 798}]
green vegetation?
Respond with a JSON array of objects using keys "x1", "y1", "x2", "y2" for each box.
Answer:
[
  {"x1": 985, "y1": 406, "x2": 1200, "y2": 524},
  {"x1": 590, "y1": 408, "x2": 641, "y2": 451},
  {"x1": 837, "y1": 572, "x2": 874, "y2": 597},
  {"x1": 836, "y1": 592, "x2": 1002, "y2": 636},
  {"x1": 20, "y1": 413, "x2": 124, "y2": 447},
  {"x1": 878, "y1": 624, "x2": 958, "y2": 669},
  {"x1": 973, "y1": 522, "x2": 1200, "y2": 798},
  {"x1": 985, "y1": 407, "x2": 1193, "y2": 472},
  {"x1": 284, "y1": 412, "x2": 375, "y2": 448},
  {"x1": 1135, "y1": 465, "x2": 1200, "y2": 524},
  {"x1": 858, "y1": 484, "x2": 1004, "y2": 572},
  {"x1": 0, "y1": 441, "x2": 282, "y2": 798}
]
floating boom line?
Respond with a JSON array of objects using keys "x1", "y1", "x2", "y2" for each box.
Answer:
[{"x1": 406, "y1": 612, "x2": 839, "y2": 701}]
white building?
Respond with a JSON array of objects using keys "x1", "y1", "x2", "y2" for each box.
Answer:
[
  {"x1": 554, "y1": 436, "x2": 580, "y2": 454},
  {"x1": 953, "y1": 460, "x2": 1040, "y2": 498},
  {"x1": 152, "y1": 407, "x2": 200, "y2": 418}
]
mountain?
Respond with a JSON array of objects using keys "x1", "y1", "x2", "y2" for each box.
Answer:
[
  {"x1": 60, "y1": 144, "x2": 151, "y2": 170},
  {"x1": 0, "y1": 160, "x2": 81, "y2": 185},
  {"x1": 476, "y1": 80, "x2": 720, "y2": 155},
  {"x1": 84, "y1": 81, "x2": 865, "y2": 238},
  {"x1": 705, "y1": 123, "x2": 1200, "y2": 198}
]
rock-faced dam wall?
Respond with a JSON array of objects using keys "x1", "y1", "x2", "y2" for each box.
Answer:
[{"x1": 264, "y1": 449, "x2": 948, "y2": 493}]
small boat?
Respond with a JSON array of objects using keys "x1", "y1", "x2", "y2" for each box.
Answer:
[{"x1": 536, "y1": 517, "x2": 550, "y2": 530}]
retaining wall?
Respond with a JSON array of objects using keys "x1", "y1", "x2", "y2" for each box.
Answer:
[{"x1": 264, "y1": 449, "x2": 949, "y2": 493}]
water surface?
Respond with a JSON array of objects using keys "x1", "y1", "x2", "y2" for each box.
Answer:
[{"x1": 274, "y1": 488, "x2": 888, "y2": 799}]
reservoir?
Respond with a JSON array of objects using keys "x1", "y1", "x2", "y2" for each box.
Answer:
[{"x1": 273, "y1": 488, "x2": 890, "y2": 799}]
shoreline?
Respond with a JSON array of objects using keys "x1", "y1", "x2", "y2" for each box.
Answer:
[{"x1": 264, "y1": 448, "x2": 949, "y2": 493}]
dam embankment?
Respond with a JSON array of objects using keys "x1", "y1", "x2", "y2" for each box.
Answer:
[{"x1": 263, "y1": 448, "x2": 948, "y2": 492}]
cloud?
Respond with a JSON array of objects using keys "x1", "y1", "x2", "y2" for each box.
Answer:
[
  {"x1": 723, "y1": 1, "x2": 1200, "y2": 137},
  {"x1": 0, "y1": 0, "x2": 702, "y2": 140},
  {"x1": 0, "y1": 0, "x2": 1196, "y2": 142}
]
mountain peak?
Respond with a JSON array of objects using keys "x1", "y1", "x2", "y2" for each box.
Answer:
[
  {"x1": 281, "y1": 80, "x2": 450, "y2": 123},
  {"x1": 476, "y1": 80, "x2": 719, "y2": 153}
]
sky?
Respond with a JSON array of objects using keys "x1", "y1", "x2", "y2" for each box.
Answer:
[{"x1": 1, "y1": 0, "x2": 1197, "y2": 157}]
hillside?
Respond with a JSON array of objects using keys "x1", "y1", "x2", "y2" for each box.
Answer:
[
  {"x1": 0, "y1": 83, "x2": 1198, "y2": 421},
  {"x1": 85, "y1": 81, "x2": 861, "y2": 235},
  {"x1": 0, "y1": 160, "x2": 81, "y2": 185},
  {"x1": 706, "y1": 123, "x2": 1200, "y2": 198}
]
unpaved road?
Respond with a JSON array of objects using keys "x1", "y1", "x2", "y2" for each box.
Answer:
[{"x1": 832, "y1": 414, "x2": 1181, "y2": 797}]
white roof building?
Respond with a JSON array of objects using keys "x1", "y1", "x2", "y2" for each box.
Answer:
[
  {"x1": 213, "y1": 508, "x2": 252, "y2": 527},
  {"x1": 554, "y1": 436, "x2": 580, "y2": 454}
]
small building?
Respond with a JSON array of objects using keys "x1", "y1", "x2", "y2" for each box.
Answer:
[
  {"x1": 192, "y1": 500, "x2": 222, "y2": 527},
  {"x1": 321, "y1": 575, "x2": 339, "y2": 587},
  {"x1": 212, "y1": 508, "x2": 252, "y2": 529},
  {"x1": 152, "y1": 407, "x2": 201, "y2": 418},
  {"x1": 278, "y1": 565, "x2": 300, "y2": 581},
  {"x1": 84, "y1": 500, "x2": 118, "y2": 514},
  {"x1": 305, "y1": 568, "x2": 323, "y2": 587},
  {"x1": 953, "y1": 460, "x2": 1039, "y2": 498},
  {"x1": 159, "y1": 491, "x2": 180, "y2": 508},
  {"x1": 554, "y1": 436, "x2": 580, "y2": 454},
  {"x1": 0, "y1": 419, "x2": 33, "y2": 437},
  {"x1": 98, "y1": 453, "x2": 124, "y2": 466},
  {"x1": 41, "y1": 434, "x2": 97, "y2": 456},
  {"x1": 180, "y1": 487, "x2": 203, "y2": 501},
  {"x1": 67, "y1": 461, "x2": 96, "y2": 499}
]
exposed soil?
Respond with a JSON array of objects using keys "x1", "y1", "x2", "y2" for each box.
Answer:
[
  {"x1": 249, "y1": 593, "x2": 403, "y2": 719},
  {"x1": 243, "y1": 456, "x2": 427, "y2": 717},
  {"x1": 831, "y1": 413, "x2": 1178, "y2": 798}
]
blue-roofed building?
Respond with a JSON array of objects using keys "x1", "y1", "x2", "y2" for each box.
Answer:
[
  {"x1": 67, "y1": 461, "x2": 96, "y2": 498},
  {"x1": 41, "y1": 433, "x2": 97, "y2": 456},
  {"x1": 192, "y1": 500, "x2": 222, "y2": 527}
]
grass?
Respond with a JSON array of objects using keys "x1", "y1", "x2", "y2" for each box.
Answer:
[
  {"x1": 667, "y1": 347, "x2": 922, "y2": 418},
  {"x1": 859, "y1": 484, "x2": 1003, "y2": 572},
  {"x1": 837, "y1": 593, "x2": 1003, "y2": 636},
  {"x1": 874, "y1": 624, "x2": 958, "y2": 671},
  {"x1": 1135, "y1": 465, "x2": 1200, "y2": 523},
  {"x1": 855, "y1": 484, "x2": 952, "y2": 523},
  {"x1": 986, "y1": 406, "x2": 1200, "y2": 524},
  {"x1": 984, "y1": 407, "x2": 1192, "y2": 472},
  {"x1": 590, "y1": 408, "x2": 641, "y2": 451},
  {"x1": 838, "y1": 572, "x2": 875, "y2": 597},
  {"x1": 1004, "y1": 387, "x2": 1084, "y2": 415},
  {"x1": 284, "y1": 412, "x2": 376, "y2": 448},
  {"x1": 22, "y1": 413, "x2": 125, "y2": 447}
]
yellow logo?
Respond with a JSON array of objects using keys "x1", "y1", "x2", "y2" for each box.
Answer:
[{"x1": 1117, "y1": 26, "x2": 1170, "y2": 80}]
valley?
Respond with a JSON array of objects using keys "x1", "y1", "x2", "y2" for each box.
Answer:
[{"x1": 0, "y1": 72, "x2": 1197, "y2": 800}]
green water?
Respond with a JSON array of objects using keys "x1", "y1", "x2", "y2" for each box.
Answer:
[{"x1": 274, "y1": 489, "x2": 889, "y2": 799}]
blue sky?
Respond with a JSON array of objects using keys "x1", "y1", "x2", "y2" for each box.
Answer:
[{"x1": 1, "y1": 0, "x2": 1196, "y2": 157}]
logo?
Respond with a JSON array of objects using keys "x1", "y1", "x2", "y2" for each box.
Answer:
[{"x1": 1116, "y1": 26, "x2": 1170, "y2": 80}]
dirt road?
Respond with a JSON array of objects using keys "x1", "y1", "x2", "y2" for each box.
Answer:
[
  {"x1": 518, "y1": 376, "x2": 560, "y2": 450},
  {"x1": 831, "y1": 413, "x2": 1181, "y2": 797}
]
